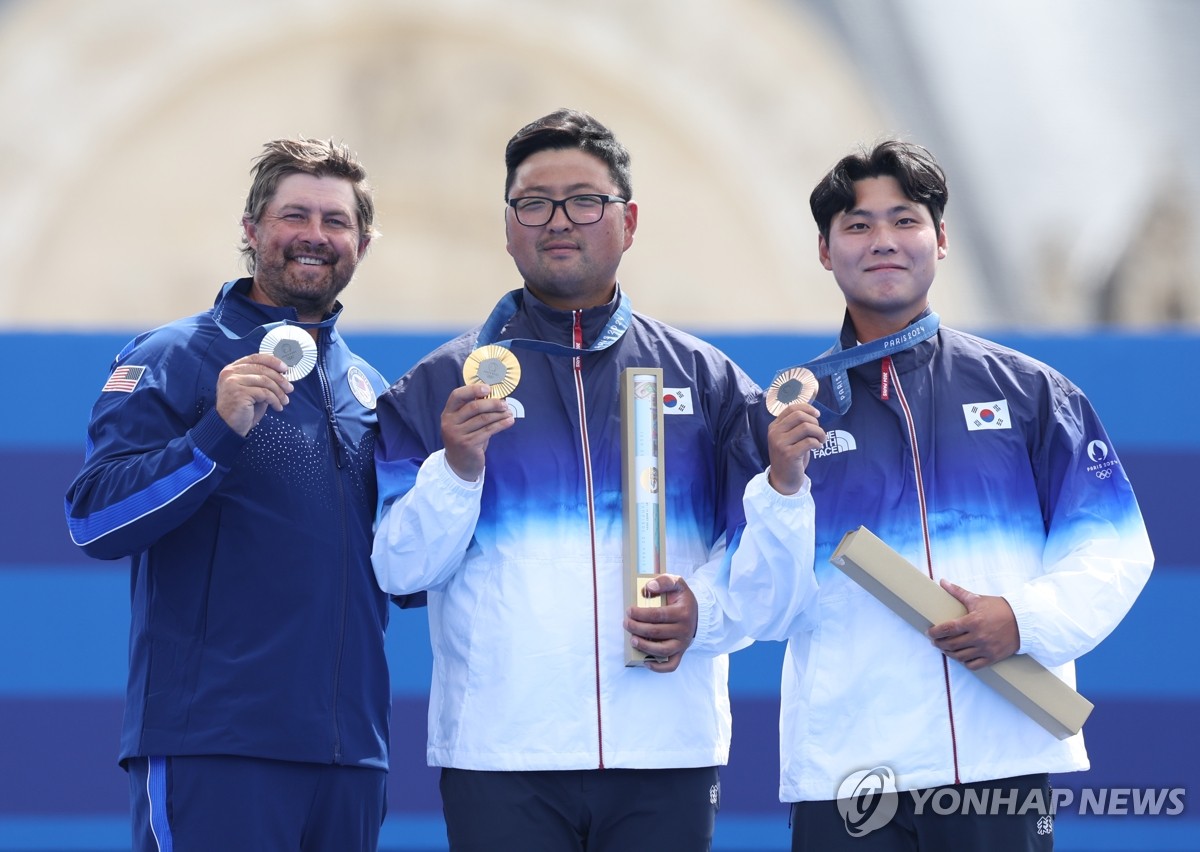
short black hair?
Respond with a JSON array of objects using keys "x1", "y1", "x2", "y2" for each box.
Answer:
[
  {"x1": 504, "y1": 108, "x2": 632, "y2": 200},
  {"x1": 809, "y1": 140, "x2": 947, "y2": 241}
]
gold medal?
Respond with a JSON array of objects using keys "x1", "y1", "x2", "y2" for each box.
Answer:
[
  {"x1": 765, "y1": 367, "x2": 818, "y2": 415},
  {"x1": 463, "y1": 345, "x2": 521, "y2": 398},
  {"x1": 260, "y1": 326, "x2": 317, "y2": 381}
]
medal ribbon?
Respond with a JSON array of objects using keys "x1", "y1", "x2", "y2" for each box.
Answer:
[
  {"x1": 475, "y1": 288, "x2": 632, "y2": 356},
  {"x1": 781, "y1": 312, "x2": 940, "y2": 417}
]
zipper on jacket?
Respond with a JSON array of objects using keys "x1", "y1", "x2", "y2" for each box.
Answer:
[
  {"x1": 318, "y1": 338, "x2": 351, "y2": 764},
  {"x1": 318, "y1": 347, "x2": 347, "y2": 471},
  {"x1": 890, "y1": 361, "x2": 961, "y2": 784},
  {"x1": 573, "y1": 310, "x2": 606, "y2": 768}
]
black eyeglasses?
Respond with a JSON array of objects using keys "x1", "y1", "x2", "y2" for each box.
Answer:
[{"x1": 507, "y1": 194, "x2": 628, "y2": 227}]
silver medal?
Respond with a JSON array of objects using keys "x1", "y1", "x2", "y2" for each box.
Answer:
[{"x1": 260, "y1": 326, "x2": 317, "y2": 381}]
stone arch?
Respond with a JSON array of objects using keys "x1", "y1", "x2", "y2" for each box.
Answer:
[{"x1": 0, "y1": 0, "x2": 983, "y2": 331}]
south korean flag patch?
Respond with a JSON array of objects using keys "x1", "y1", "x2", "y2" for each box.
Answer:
[
  {"x1": 662, "y1": 387, "x2": 693, "y2": 415},
  {"x1": 962, "y1": 399, "x2": 1011, "y2": 431}
]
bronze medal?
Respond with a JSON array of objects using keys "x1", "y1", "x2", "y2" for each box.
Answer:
[{"x1": 765, "y1": 366, "x2": 818, "y2": 415}]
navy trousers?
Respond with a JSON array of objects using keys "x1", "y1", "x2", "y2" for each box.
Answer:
[
  {"x1": 440, "y1": 766, "x2": 721, "y2": 852},
  {"x1": 127, "y1": 754, "x2": 386, "y2": 852}
]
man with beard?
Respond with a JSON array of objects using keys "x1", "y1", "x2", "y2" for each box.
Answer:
[{"x1": 65, "y1": 138, "x2": 393, "y2": 851}]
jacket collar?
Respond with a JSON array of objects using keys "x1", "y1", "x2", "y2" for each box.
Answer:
[
  {"x1": 514, "y1": 284, "x2": 624, "y2": 349},
  {"x1": 211, "y1": 278, "x2": 343, "y2": 343},
  {"x1": 840, "y1": 306, "x2": 938, "y2": 381}
]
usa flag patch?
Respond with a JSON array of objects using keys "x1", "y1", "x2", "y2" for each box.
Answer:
[{"x1": 101, "y1": 365, "x2": 146, "y2": 393}]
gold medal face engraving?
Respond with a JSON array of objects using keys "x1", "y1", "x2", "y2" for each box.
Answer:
[
  {"x1": 260, "y1": 326, "x2": 317, "y2": 381},
  {"x1": 476, "y1": 357, "x2": 508, "y2": 386},
  {"x1": 765, "y1": 367, "x2": 818, "y2": 415},
  {"x1": 463, "y1": 345, "x2": 521, "y2": 398}
]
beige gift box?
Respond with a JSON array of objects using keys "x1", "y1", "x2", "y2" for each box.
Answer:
[{"x1": 830, "y1": 526, "x2": 1093, "y2": 739}]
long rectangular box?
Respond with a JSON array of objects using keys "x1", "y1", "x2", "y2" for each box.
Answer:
[
  {"x1": 830, "y1": 526, "x2": 1093, "y2": 739},
  {"x1": 620, "y1": 367, "x2": 668, "y2": 666}
]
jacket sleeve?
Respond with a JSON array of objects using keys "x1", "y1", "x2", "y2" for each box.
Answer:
[
  {"x1": 372, "y1": 449, "x2": 482, "y2": 594},
  {"x1": 64, "y1": 335, "x2": 245, "y2": 560},
  {"x1": 1004, "y1": 380, "x2": 1154, "y2": 667},
  {"x1": 692, "y1": 471, "x2": 820, "y2": 648},
  {"x1": 371, "y1": 363, "x2": 482, "y2": 595},
  {"x1": 689, "y1": 361, "x2": 817, "y2": 651}
]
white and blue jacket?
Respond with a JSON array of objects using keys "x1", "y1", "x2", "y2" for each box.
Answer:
[
  {"x1": 724, "y1": 310, "x2": 1153, "y2": 802},
  {"x1": 372, "y1": 286, "x2": 769, "y2": 771},
  {"x1": 65, "y1": 279, "x2": 392, "y2": 770}
]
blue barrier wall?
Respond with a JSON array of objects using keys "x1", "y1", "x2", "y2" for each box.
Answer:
[{"x1": 2, "y1": 329, "x2": 1196, "y2": 852}]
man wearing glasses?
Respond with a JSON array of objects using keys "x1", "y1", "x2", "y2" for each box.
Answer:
[{"x1": 371, "y1": 109, "x2": 770, "y2": 851}]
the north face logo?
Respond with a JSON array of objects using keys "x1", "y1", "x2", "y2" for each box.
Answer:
[{"x1": 813, "y1": 429, "x2": 858, "y2": 458}]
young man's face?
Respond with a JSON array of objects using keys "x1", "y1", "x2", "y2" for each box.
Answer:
[
  {"x1": 818, "y1": 175, "x2": 947, "y2": 341},
  {"x1": 243, "y1": 173, "x2": 370, "y2": 321},
  {"x1": 505, "y1": 147, "x2": 637, "y2": 311}
]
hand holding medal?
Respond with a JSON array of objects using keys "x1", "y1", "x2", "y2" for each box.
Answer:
[
  {"x1": 764, "y1": 366, "x2": 825, "y2": 496},
  {"x1": 442, "y1": 350, "x2": 520, "y2": 483}
]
